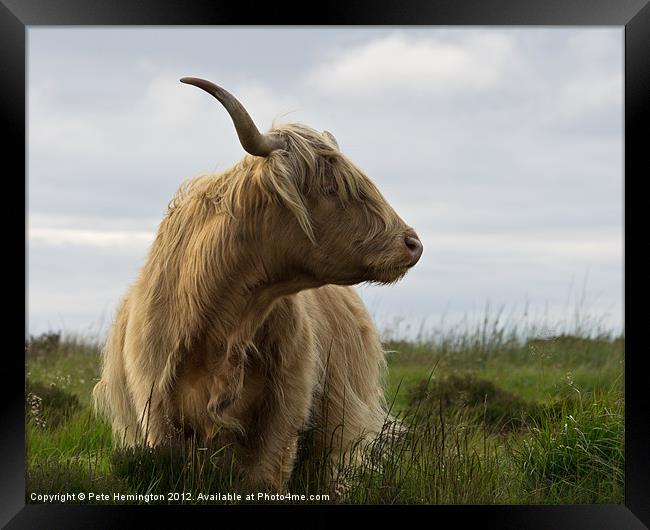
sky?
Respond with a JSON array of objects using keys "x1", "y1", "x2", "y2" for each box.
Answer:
[{"x1": 27, "y1": 27, "x2": 623, "y2": 340}]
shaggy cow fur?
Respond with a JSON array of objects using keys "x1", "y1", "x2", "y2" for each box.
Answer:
[{"x1": 93, "y1": 120, "x2": 422, "y2": 490}]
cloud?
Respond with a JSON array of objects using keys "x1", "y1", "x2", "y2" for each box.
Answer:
[
  {"x1": 304, "y1": 32, "x2": 515, "y2": 98},
  {"x1": 26, "y1": 28, "x2": 623, "y2": 336},
  {"x1": 29, "y1": 227, "x2": 154, "y2": 249},
  {"x1": 29, "y1": 80, "x2": 111, "y2": 160},
  {"x1": 556, "y1": 73, "x2": 622, "y2": 120},
  {"x1": 417, "y1": 232, "x2": 622, "y2": 263}
]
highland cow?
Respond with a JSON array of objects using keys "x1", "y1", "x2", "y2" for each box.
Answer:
[{"x1": 93, "y1": 77, "x2": 423, "y2": 490}]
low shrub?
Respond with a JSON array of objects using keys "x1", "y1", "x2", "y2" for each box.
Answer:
[{"x1": 26, "y1": 380, "x2": 81, "y2": 430}]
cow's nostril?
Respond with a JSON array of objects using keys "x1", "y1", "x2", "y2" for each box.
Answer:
[{"x1": 404, "y1": 235, "x2": 423, "y2": 266}]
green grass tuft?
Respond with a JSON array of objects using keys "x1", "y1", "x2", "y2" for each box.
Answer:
[{"x1": 515, "y1": 389, "x2": 624, "y2": 503}]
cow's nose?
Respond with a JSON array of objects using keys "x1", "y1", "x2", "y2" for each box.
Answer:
[{"x1": 404, "y1": 235, "x2": 423, "y2": 266}]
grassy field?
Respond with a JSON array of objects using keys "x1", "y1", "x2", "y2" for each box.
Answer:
[{"x1": 25, "y1": 320, "x2": 624, "y2": 505}]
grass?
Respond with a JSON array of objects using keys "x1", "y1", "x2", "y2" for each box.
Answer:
[
  {"x1": 24, "y1": 318, "x2": 624, "y2": 505},
  {"x1": 515, "y1": 388, "x2": 624, "y2": 503}
]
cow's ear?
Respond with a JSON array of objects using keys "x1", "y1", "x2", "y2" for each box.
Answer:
[{"x1": 322, "y1": 130, "x2": 339, "y2": 150}]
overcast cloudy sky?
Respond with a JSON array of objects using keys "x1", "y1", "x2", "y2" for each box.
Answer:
[{"x1": 27, "y1": 27, "x2": 623, "y2": 339}]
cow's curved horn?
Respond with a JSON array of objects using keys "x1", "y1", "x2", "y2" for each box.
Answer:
[{"x1": 180, "y1": 77, "x2": 286, "y2": 157}]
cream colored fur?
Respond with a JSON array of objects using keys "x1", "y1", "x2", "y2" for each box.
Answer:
[{"x1": 93, "y1": 123, "x2": 418, "y2": 489}]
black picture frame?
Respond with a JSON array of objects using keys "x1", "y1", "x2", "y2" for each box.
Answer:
[{"x1": 4, "y1": 0, "x2": 648, "y2": 527}]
